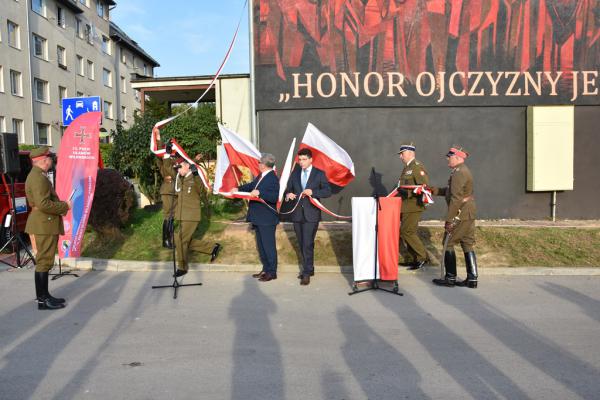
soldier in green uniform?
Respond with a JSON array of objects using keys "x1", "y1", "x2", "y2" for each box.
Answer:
[
  {"x1": 430, "y1": 146, "x2": 478, "y2": 288},
  {"x1": 396, "y1": 142, "x2": 430, "y2": 270},
  {"x1": 154, "y1": 133, "x2": 178, "y2": 249},
  {"x1": 173, "y1": 157, "x2": 206, "y2": 277},
  {"x1": 25, "y1": 147, "x2": 71, "y2": 310}
]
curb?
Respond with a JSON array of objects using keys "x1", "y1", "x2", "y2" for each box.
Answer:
[{"x1": 60, "y1": 258, "x2": 600, "y2": 276}]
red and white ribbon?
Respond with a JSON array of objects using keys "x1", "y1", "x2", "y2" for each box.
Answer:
[{"x1": 387, "y1": 185, "x2": 434, "y2": 205}]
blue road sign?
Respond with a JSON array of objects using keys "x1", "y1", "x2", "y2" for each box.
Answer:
[{"x1": 62, "y1": 96, "x2": 102, "y2": 126}]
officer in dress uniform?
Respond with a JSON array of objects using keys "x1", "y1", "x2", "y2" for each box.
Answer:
[
  {"x1": 430, "y1": 146, "x2": 478, "y2": 288},
  {"x1": 396, "y1": 142, "x2": 430, "y2": 270},
  {"x1": 154, "y1": 133, "x2": 178, "y2": 249},
  {"x1": 25, "y1": 147, "x2": 71, "y2": 310},
  {"x1": 172, "y1": 157, "x2": 206, "y2": 277}
]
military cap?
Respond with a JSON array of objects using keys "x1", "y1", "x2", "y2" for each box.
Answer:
[
  {"x1": 29, "y1": 147, "x2": 51, "y2": 160},
  {"x1": 398, "y1": 142, "x2": 416, "y2": 154},
  {"x1": 446, "y1": 145, "x2": 469, "y2": 158}
]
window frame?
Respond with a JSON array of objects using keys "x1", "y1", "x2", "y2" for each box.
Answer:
[
  {"x1": 32, "y1": 33, "x2": 47, "y2": 60},
  {"x1": 8, "y1": 20, "x2": 20, "y2": 49},
  {"x1": 34, "y1": 77, "x2": 49, "y2": 103},
  {"x1": 9, "y1": 69, "x2": 22, "y2": 96}
]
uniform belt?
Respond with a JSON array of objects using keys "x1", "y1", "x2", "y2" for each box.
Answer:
[{"x1": 462, "y1": 196, "x2": 474, "y2": 203}]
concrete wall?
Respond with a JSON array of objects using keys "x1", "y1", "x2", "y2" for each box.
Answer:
[
  {"x1": 216, "y1": 76, "x2": 251, "y2": 140},
  {"x1": 257, "y1": 106, "x2": 600, "y2": 220}
]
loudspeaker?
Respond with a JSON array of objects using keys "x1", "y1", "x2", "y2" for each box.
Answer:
[{"x1": 0, "y1": 133, "x2": 21, "y2": 175}]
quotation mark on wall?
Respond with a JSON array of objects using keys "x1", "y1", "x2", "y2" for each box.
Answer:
[{"x1": 278, "y1": 93, "x2": 291, "y2": 103}]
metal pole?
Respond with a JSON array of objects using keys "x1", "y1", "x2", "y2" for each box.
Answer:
[
  {"x1": 248, "y1": 0, "x2": 258, "y2": 148},
  {"x1": 551, "y1": 191, "x2": 557, "y2": 222}
]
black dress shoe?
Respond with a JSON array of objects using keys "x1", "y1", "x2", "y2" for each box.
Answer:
[
  {"x1": 408, "y1": 260, "x2": 427, "y2": 270},
  {"x1": 38, "y1": 298, "x2": 66, "y2": 310},
  {"x1": 300, "y1": 275, "x2": 310, "y2": 285},
  {"x1": 252, "y1": 271, "x2": 266, "y2": 278},
  {"x1": 210, "y1": 243, "x2": 222, "y2": 262},
  {"x1": 456, "y1": 279, "x2": 478, "y2": 288},
  {"x1": 47, "y1": 294, "x2": 66, "y2": 304},
  {"x1": 173, "y1": 269, "x2": 188, "y2": 277},
  {"x1": 258, "y1": 273, "x2": 277, "y2": 282},
  {"x1": 297, "y1": 272, "x2": 315, "y2": 279},
  {"x1": 432, "y1": 276, "x2": 456, "y2": 287},
  {"x1": 399, "y1": 261, "x2": 415, "y2": 267}
]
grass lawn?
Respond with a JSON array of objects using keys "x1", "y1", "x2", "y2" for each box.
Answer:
[{"x1": 82, "y1": 206, "x2": 600, "y2": 267}]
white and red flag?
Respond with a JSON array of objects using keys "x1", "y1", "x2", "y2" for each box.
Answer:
[
  {"x1": 298, "y1": 123, "x2": 355, "y2": 187},
  {"x1": 213, "y1": 124, "x2": 261, "y2": 194},
  {"x1": 277, "y1": 138, "x2": 296, "y2": 209}
]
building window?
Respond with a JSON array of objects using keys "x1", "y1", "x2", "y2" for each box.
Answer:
[
  {"x1": 76, "y1": 91, "x2": 84, "y2": 97},
  {"x1": 87, "y1": 60, "x2": 94, "y2": 80},
  {"x1": 134, "y1": 88, "x2": 140, "y2": 102},
  {"x1": 0, "y1": 66, "x2": 4, "y2": 92},
  {"x1": 120, "y1": 76, "x2": 126, "y2": 93},
  {"x1": 96, "y1": 1, "x2": 104, "y2": 17},
  {"x1": 57, "y1": 45, "x2": 66, "y2": 68},
  {"x1": 121, "y1": 106, "x2": 127, "y2": 122},
  {"x1": 101, "y1": 35, "x2": 111, "y2": 54},
  {"x1": 79, "y1": 0, "x2": 89, "y2": 7},
  {"x1": 12, "y1": 119, "x2": 23, "y2": 142},
  {"x1": 120, "y1": 48, "x2": 127, "y2": 64},
  {"x1": 103, "y1": 101, "x2": 112, "y2": 119},
  {"x1": 143, "y1": 64, "x2": 148, "y2": 76},
  {"x1": 76, "y1": 55, "x2": 84, "y2": 76},
  {"x1": 32, "y1": 33, "x2": 47, "y2": 59},
  {"x1": 58, "y1": 86, "x2": 67, "y2": 106},
  {"x1": 76, "y1": 19, "x2": 82, "y2": 38},
  {"x1": 0, "y1": 116, "x2": 5, "y2": 133},
  {"x1": 36, "y1": 123, "x2": 49, "y2": 145},
  {"x1": 57, "y1": 6, "x2": 65, "y2": 28},
  {"x1": 32, "y1": 0, "x2": 46, "y2": 16},
  {"x1": 102, "y1": 68, "x2": 112, "y2": 87},
  {"x1": 8, "y1": 21, "x2": 20, "y2": 49},
  {"x1": 34, "y1": 78, "x2": 49, "y2": 103},
  {"x1": 10, "y1": 70, "x2": 22, "y2": 96},
  {"x1": 85, "y1": 24, "x2": 93, "y2": 44}
]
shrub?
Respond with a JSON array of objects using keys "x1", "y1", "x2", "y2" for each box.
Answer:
[{"x1": 89, "y1": 168, "x2": 136, "y2": 237}]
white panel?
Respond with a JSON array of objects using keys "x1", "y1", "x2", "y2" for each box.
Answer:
[{"x1": 527, "y1": 106, "x2": 574, "y2": 191}]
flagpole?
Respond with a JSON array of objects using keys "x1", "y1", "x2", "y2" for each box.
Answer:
[{"x1": 248, "y1": 0, "x2": 258, "y2": 147}]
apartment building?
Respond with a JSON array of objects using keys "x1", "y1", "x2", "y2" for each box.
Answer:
[{"x1": 0, "y1": 0, "x2": 159, "y2": 148}]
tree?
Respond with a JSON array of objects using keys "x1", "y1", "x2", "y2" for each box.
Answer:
[{"x1": 110, "y1": 103, "x2": 220, "y2": 204}]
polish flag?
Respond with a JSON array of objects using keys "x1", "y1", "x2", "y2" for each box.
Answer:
[
  {"x1": 213, "y1": 145, "x2": 243, "y2": 194},
  {"x1": 214, "y1": 124, "x2": 261, "y2": 194},
  {"x1": 298, "y1": 123, "x2": 355, "y2": 187},
  {"x1": 277, "y1": 138, "x2": 296, "y2": 209}
]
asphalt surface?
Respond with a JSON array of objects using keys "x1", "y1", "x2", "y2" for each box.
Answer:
[{"x1": 1, "y1": 269, "x2": 599, "y2": 400}]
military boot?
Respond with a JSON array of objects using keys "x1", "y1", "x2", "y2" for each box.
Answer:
[
  {"x1": 456, "y1": 251, "x2": 478, "y2": 288},
  {"x1": 35, "y1": 272, "x2": 65, "y2": 310},
  {"x1": 162, "y1": 220, "x2": 170, "y2": 248},
  {"x1": 432, "y1": 250, "x2": 457, "y2": 287}
]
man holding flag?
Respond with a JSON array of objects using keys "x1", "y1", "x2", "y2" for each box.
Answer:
[
  {"x1": 285, "y1": 148, "x2": 331, "y2": 285},
  {"x1": 232, "y1": 153, "x2": 280, "y2": 282}
]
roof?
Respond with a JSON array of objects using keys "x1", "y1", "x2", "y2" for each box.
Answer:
[
  {"x1": 131, "y1": 73, "x2": 250, "y2": 83},
  {"x1": 109, "y1": 21, "x2": 160, "y2": 67}
]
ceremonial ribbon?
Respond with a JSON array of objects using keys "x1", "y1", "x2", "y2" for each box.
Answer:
[
  {"x1": 219, "y1": 191, "x2": 352, "y2": 219},
  {"x1": 150, "y1": 0, "x2": 248, "y2": 189},
  {"x1": 387, "y1": 185, "x2": 434, "y2": 205}
]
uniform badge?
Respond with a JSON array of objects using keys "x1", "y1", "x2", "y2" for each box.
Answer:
[
  {"x1": 187, "y1": 187, "x2": 192, "y2": 194},
  {"x1": 406, "y1": 170, "x2": 413, "y2": 175}
]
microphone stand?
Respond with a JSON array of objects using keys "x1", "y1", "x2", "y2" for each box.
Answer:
[{"x1": 349, "y1": 194, "x2": 403, "y2": 296}]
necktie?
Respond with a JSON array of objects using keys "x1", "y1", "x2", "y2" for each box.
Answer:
[{"x1": 301, "y1": 169, "x2": 308, "y2": 190}]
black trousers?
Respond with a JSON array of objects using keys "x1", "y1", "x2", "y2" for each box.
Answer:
[
  {"x1": 253, "y1": 224, "x2": 277, "y2": 274},
  {"x1": 294, "y1": 221, "x2": 319, "y2": 276}
]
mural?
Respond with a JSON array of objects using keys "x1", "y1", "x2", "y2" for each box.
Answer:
[{"x1": 254, "y1": 0, "x2": 600, "y2": 108}]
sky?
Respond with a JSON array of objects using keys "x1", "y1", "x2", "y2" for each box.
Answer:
[{"x1": 111, "y1": 0, "x2": 250, "y2": 77}]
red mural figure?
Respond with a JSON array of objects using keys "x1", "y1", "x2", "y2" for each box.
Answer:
[{"x1": 256, "y1": 0, "x2": 600, "y2": 85}]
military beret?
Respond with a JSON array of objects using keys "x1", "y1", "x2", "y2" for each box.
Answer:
[
  {"x1": 29, "y1": 147, "x2": 51, "y2": 160},
  {"x1": 446, "y1": 146, "x2": 469, "y2": 158},
  {"x1": 398, "y1": 142, "x2": 416, "y2": 154}
]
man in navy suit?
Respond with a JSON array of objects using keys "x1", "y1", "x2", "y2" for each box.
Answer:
[
  {"x1": 285, "y1": 148, "x2": 331, "y2": 285},
  {"x1": 234, "y1": 153, "x2": 280, "y2": 282}
]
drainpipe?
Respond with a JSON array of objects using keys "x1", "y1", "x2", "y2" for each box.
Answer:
[
  {"x1": 24, "y1": 0, "x2": 36, "y2": 145},
  {"x1": 248, "y1": 1, "x2": 258, "y2": 147}
]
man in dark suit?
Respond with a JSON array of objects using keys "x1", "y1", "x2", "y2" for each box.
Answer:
[
  {"x1": 234, "y1": 153, "x2": 280, "y2": 282},
  {"x1": 285, "y1": 148, "x2": 331, "y2": 285}
]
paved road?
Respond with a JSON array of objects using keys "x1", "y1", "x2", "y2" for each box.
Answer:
[{"x1": 1, "y1": 269, "x2": 599, "y2": 400}]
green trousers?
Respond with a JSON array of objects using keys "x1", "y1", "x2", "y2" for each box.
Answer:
[
  {"x1": 174, "y1": 220, "x2": 199, "y2": 271},
  {"x1": 444, "y1": 219, "x2": 476, "y2": 252},
  {"x1": 162, "y1": 194, "x2": 177, "y2": 219},
  {"x1": 33, "y1": 234, "x2": 58, "y2": 272},
  {"x1": 400, "y1": 211, "x2": 427, "y2": 262}
]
